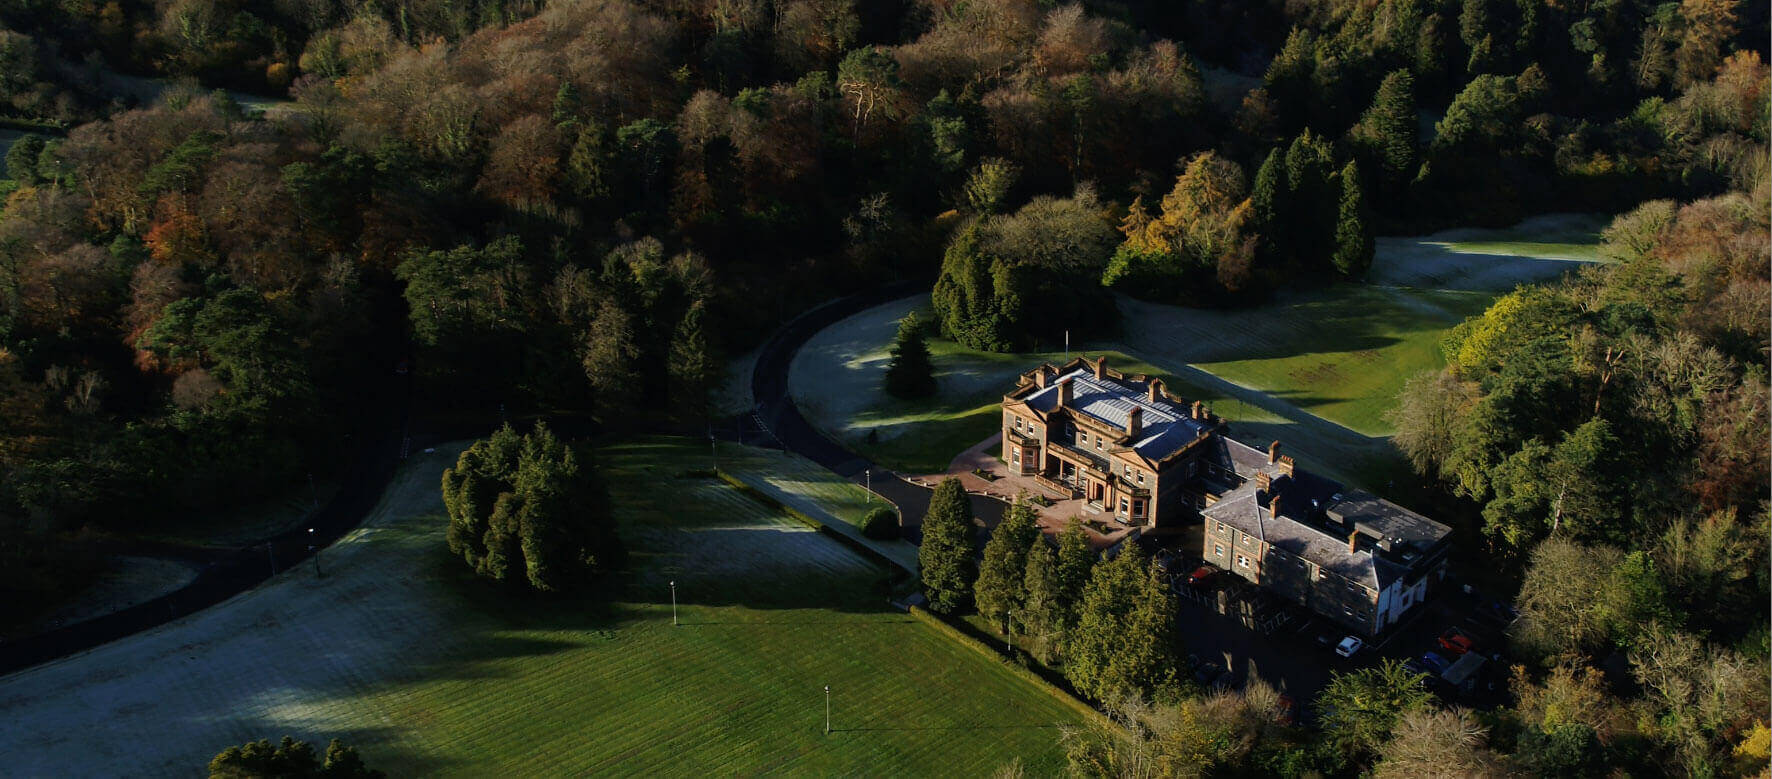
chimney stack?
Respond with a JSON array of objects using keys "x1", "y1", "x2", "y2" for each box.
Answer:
[
  {"x1": 1268, "y1": 440, "x2": 1281, "y2": 464},
  {"x1": 1255, "y1": 471, "x2": 1271, "y2": 491},
  {"x1": 1278, "y1": 455, "x2": 1295, "y2": 477},
  {"x1": 1034, "y1": 367, "x2": 1049, "y2": 388},
  {"x1": 1270, "y1": 493, "x2": 1283, "y2": 518},
  {"x1": 1348, "y1": 531, "x2": 1360, "y2": 555},
  {"x1": 1057, "y1": 377, "x2": 1073, "y2": 408},
  {"x1": 1191, "y1": 400, "x2": 1204, "y2": 420},
  {"x1": 1148, "y1": 379, "x2": 1164, "y2": 403},
  {"x1": 1126, "y1": 407, "x2": 1142, "y2": 439},
  {"x1": 1093, "y1": 355, "x2": 1108, "y2": 379}
]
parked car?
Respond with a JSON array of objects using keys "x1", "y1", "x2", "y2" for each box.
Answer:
[
  {"x1": 1420, "y1": 651, "x2": 1452, "y2": 674},
  {"x1": 1184, "y1": 564, "x2": 1222, "y2": 588},
  {"x1": 1335, "y1": 636, "x2": 1363, "y2": 658},
  {"x1": 1439, "y1": 627, "x2": 1476, "y2": 655}
]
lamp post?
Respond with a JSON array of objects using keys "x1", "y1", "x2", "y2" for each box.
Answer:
[
  {"x1": 308, "y1": 528, "x2": 321, "y2": 577},
  {"x1": 1006, "y1": 609, "x2": 1014, "y2": 652},
  {"x1": 824, "y1": 685, "x2": 831, "y2": 734},
  {"x1": 670, "y1": 580, "x2": 678, "y2": 626}
]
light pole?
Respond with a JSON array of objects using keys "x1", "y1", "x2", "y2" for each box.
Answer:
[
  {"x1": 709, "y1": 429, "x2": 717, "y2": 470},
  {"x1": 308, "y1": 528, "x2": 321, "y2": 577},
  {"x1": 824, "y1": 685, "x2": 831, "y2": 734},
  {"x1": 670, "y1": 580, "x2": 678, "y2": 626},
  {"x1": 1006, "y1": 609, "x2": 1014, "y2": 652}
]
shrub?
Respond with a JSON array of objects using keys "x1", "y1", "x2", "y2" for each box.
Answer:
[{"x1": 862, "y1": 506, "x2": 900, "y2": 539}]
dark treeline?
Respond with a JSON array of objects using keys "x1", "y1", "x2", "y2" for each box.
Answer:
[{"x1": 0, "y1": 0, "x2": 1765, "y2": 737}]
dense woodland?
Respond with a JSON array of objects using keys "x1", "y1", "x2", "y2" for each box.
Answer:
[{"x1": 0, "y1": 0, "x2": 1767, "y2": 774}]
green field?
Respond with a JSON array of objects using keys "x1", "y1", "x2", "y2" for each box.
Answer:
[
  {"x1": 789, "y1": 296, "x2": 1285, "y2": 474},
  {"x1": 0, "y1": 438, "x2": 1080, "y2": 776},
  {"x1": 1181, "y1": 287, "x2": 1496, "y2": 436}
]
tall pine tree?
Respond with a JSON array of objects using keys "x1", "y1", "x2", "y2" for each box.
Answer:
[
  {"x1": 1022, "y1": 540, "x2": 1065, "y2": 661},
  {"x1": 884, "y1": 311, "x2": 937, "y2": 398},
  {"x1": 1332, "y1": 161, "x2": 1374, "y2": 278},
  {"x1": 1348, "y1": 69, "x2": 1419, "y2": 201},
  {"x1": 1283, "y1": 130, "x2": 1338, "y2": 274},
  {"x1": 1249, "y1": 148, "x2": 1287, "y2": 266},
  {"x1": 975, "y1": 501, "x2": 1041, "y2": 630},
  {"x1": 918, "y1": 478, "x2": 977, "y2": 613}
]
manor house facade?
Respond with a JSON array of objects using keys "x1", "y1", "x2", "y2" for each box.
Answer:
[{"x1": 1000, "y1": 355, "x2": 1452, "y2": 636}]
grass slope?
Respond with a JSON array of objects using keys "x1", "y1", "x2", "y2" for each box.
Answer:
[
  {"x1": 0, "y1": 439, "x2": 1078, "y2": 777},
  {"x1": 712, "y1": 440, "x2": 921, "y2": 572}
]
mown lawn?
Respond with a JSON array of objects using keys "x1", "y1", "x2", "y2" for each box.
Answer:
[
  {"x1": 0, "y1": 438, "x2": 1080, "y2": 777},
  {"x1": 789, "y1": 296, "x2": 1284, "y2": 474},
  {"x1": 1188, "y1": 287, "x2": 1497, "y2": 436}
]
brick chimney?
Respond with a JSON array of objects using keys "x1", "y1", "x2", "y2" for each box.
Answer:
[
  {"x1": 1148, "y1": 378, "x2": 1165, "y2": 403},
  {"x1": 1092, "y1": 355, "x2": 1108, "y2": 379},
  {"x1": 1057, "y1": 377, "x2": 1073, "y2": 408},
  {"x1": 1269, "y1": 493, "x2": 1283, "y2": 518},
  {"x1": 1255, "y1": 471, "x2": 1271, "y2": 491},
  {"x1": 1191, "y1": 400, "x2": 1204, "y2": 420},
  {"x1": 1348, "y1": 530, "x2": 1359, "y2": 555},
  {"x1": 1268, "y1": 440, "x2": 1281, "y2": 464},
  {"x1": 1125, "y1": 407, "x2": 1142, "y2": 439},
  {"x1": 1034, "y1": 367, "x2": 1049, "y2": 388},
  {"x1": 1278, "y1": 455, "x2": 1295, "y2": 477}
]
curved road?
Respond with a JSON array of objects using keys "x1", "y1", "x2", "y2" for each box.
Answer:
[
  {"x1": 0, "y1": 370, "x2": 410, "y2": 676},
  {"x1": 746, "y1": 284, "x2": 1005, "y2": 537}
]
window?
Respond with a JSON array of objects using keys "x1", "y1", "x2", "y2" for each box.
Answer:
[
  {"x1": 1213, "y1": 543, "x2": 1224, "y2": 556},
  {"x1": 1123, "y1": 465, "x2": 1131, "y2": 477},
  {"x1": 1095, "y1": 438, "x2": 1103, "y2": 451},
  {"x1": 1012, "y1": 448, "x2": 1020, "y2": 465},
  {"x1": 1080, "y1": 432, "x2": 1089, "y2": 444},
  {"x1": 1118, "y1": 497, "x2": 1129, "y2": 514},
  {"x1": 1236, "y1": 554, "x2": 1250, "y2": 569},
  {"x1": 1137, "y1": 472, "x2": 1145, "y2": 485},
  {"x1": 1014, "y1": 417, "x2": 1022, "y2": 431},
  {"x1": 1132, "y1": 499, "x2": 1145, "y2": 517}
]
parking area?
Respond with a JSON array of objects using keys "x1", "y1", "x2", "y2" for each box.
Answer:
[{"x1": 1154, "y1": 542, "x2": 1518, "y2": 720}]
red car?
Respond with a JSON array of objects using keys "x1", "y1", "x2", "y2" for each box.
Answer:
[
  {"x1": 1185, "y1": 565, "x2": 1222, "y2": 588},
  {"x1": 1438, "y1": 627, "x2": 1476, "y2": 655}
]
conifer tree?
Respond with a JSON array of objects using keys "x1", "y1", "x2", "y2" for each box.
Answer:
[
  {"x1": 884, "y1": 311, "x2": 936, "y2": 398},
  {"x1": 1022, "y1": 539, "x2": 1065, "y2": 661},
  {"x1": 1065, "y1": 546, "x2": 1180, "y2": 704},
  {"x1": 1055, "y1": 521, "x2": 1096, "y2": 608},
  {"x1": 918, "y1": 478, "x2": 977, "y2": 613},
  {"x1": 975, "y1": 501, "x2": 1041, "y2": 630},
  {"x1": 1349, "y1": 70, "x2": 1419, "y2": 199},
  {"x1": 1283, "y1": 130, "x2": 1337, "y2": 272},
  {"x1": 1333, "y1": 161, "x2": 1375, "y2": 278},
  {"x1": 1248, "y1": 148, "x2": 1287, "y2": 265}
]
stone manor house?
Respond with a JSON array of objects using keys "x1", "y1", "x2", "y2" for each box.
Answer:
[{"x1": 1000, "y1": 355, "x2": 1452, "y2": 636}]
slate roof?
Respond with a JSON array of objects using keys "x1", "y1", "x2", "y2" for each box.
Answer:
[
  {"x1": 1202, "y1": 438, "x2": 1450, "y2": 591},
  {"x1": 1022, "y1": 368, "x2": 1212, "y2": 461}
]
